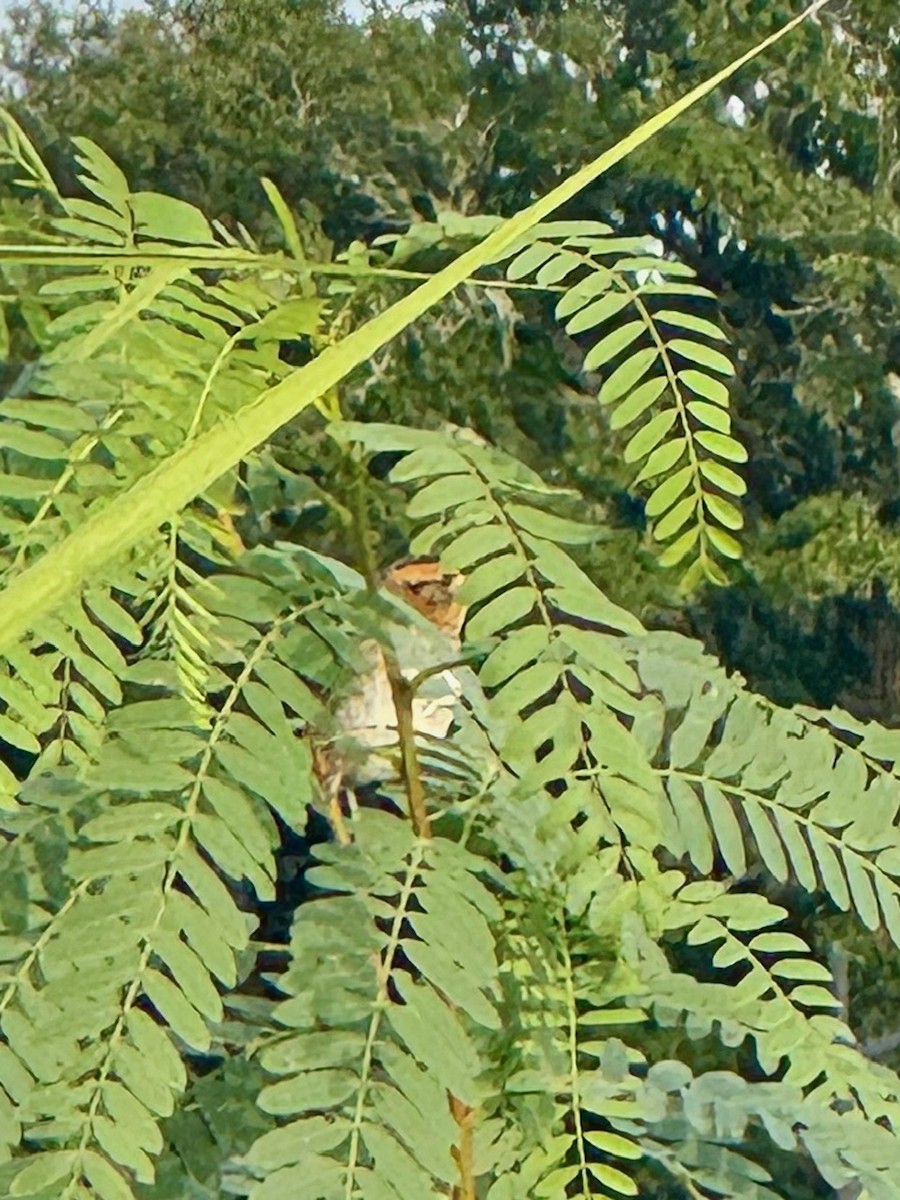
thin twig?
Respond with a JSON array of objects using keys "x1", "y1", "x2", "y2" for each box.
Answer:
[{"x1": 350, "y1": 455, "x2": 431, "y2": 839}]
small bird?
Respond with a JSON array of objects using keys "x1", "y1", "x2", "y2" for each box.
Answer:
[{"x1": 312, "y1": 558, "x2": 468, "y2": 840}]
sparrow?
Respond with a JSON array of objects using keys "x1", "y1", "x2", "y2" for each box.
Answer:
[{"x1": 312, "y1": 558, "x2": 467, "y2": 840}]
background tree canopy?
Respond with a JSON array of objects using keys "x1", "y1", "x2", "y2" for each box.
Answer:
[
  {"x1": 2, "y1": 2, "x2": 900, "y2": 1197},
  {"x1": 5, "y1": 0, "x2": 900, "y2": 715}
]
